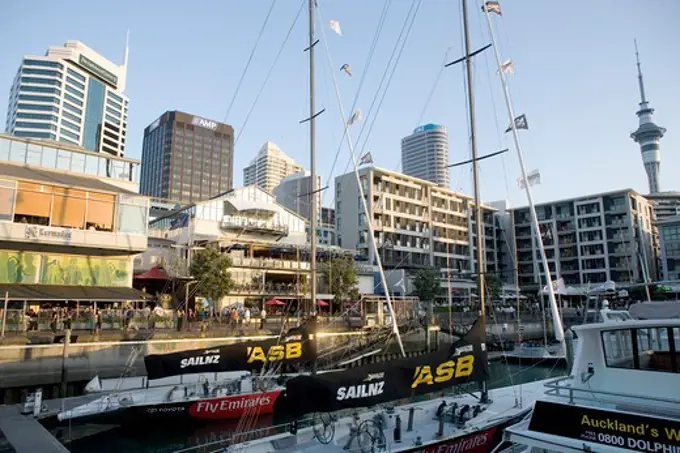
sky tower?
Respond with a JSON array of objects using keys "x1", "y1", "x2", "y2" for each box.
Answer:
[{"x1": 630, "y1": 39, "x2": 666, "y2": 194}]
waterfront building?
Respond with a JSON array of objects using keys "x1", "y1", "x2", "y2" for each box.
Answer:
[
  {"x1": 145, "y1": 186, "x2": 351, "y2": 310},
  {"x1": 509, "y1": 189, "x2": 656, "y2": 290},
  {"x1": 657, "y1": 215, "x2": 680, "y2": 281},
  {"x1": 5, "y1": 40, "x2": 129, "y2": 156},
  {"x1": 243, "y1": 142, "x2": 304, "y2": 193},
  {"x1": 630, "y1": 42, "x2": 666, "y2": 194},
  {"x1": 139, "y1": 111, "x2": 234, "y2": 204},
  {"x1": 0, "y1": 133, "x2": 149, "y2": 305},
  {"x1": 646, "y1": 191, "x2": 680, "y2": 221},
  {"x1": 334, "y1": 167, "x2": 498, "y2": 300},
  {"x1": 319, "y1": 207, "x2": 336, "y2": 247},
  {"x1": 401, "y1": 124, "x2": 449, "y2": 188},
  {"x1": 273, "y1": 170, "x2": 321, "y2": 221}
]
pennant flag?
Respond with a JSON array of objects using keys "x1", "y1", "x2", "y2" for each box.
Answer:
[
  {"x1": 348, "y1": 108, "x2": 362, "y2": 125},
  {"x1": 543, "y1": 278, "x2": 566, "y2": 295},
  {"x1": 498, "y1": 59, "x2": 514, "y2": 74},
  {"x1": 359, "y1": 152, "x2": 373, "y2": 165},
  {"x1": 483, "y1": 1, "x2": 502, "y2": 15},
  {"x1": 505, "y1": 114, "x2": 528, "y2": 133},
  {"x1": 340, "y1": 63, "x2": 352, "y2": 76},
  {"x1": 329, "y1": 20, "x2": 342, "y2": 36},
  {"x1": 517, "y1": 169, "x2": 541, "y2": 189}
]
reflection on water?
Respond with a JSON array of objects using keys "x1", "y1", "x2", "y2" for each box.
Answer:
[{"x1": 63, "y1": 362, "x2": 565, "y2": 453}]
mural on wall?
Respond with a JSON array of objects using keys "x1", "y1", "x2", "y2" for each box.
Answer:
[
  {"x1": 0, "y1": 250, "x2": 40, "y2": 283},
  {"x1": 40, "y1": 255, "x2": 130, "y2": 286}
]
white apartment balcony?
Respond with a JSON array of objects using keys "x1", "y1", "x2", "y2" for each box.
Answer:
[
  {"x1": 220, "y1": 217, "x2": 289, "y2": 236},
  {"x1": 229, "y1": 255, "x2": 310, "y2": 272}
]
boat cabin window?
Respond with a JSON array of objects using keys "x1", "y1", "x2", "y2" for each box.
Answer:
[{"x1": 602, "y1": 327, "x2": 678, "y2": 373}]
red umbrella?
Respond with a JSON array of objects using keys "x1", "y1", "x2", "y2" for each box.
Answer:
[
  {"x1": 134, "y1": 266, "x2": 168, "y2": 280},
  {"x1": 264, "y1": 298, "x2": 286, "y2": 306},
  {"x1": 316, "y1": 299, "x2": 329, "y2": 307}
]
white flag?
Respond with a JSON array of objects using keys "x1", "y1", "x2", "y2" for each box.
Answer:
[
  {"x1": 498, "y1": 59, "x2": 514, "y2": 74},
  {"x1": 517, "y1": 169, "x2": 541, "y2": 189},
  {"x1": 348, "y1": 108, "x2": 362, "y2": 125},
  {"x1": 329, "y1": 20, "x2": 342, "y2": 36},
  {"x1": 340, "y1": 63, "x2": 352, "y2": 76}
]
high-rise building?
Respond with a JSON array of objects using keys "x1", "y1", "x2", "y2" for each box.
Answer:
[
  {"x1": 646, "y1": 192, "x2": 680, "y2": 221},
  {"x1": 140, "y1": 111, "x2": 234, "y2": 204},
  {"x1": 273, "y1": 170, "x2": 321, "y2": 221},
  {"x1": 657, "y1": 215, "x2": 680, "y2": 281},
  {"x1": 509, "y1": 189, "x2": 657, "y2": 289},
  {"x1": 630, "y1": 41, "x2": 666, "y2": 194},
  {"x1": 244, "y1": 142, "x2": 304, "y2": 193},
  {"x1": 401, "y1": 124, "x2": 449, "y2": 188},
  {"x1": 5, "y1": 40, "x2": 129, "y2": 156}
]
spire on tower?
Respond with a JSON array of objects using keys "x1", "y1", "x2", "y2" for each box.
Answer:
[{"x1": 634, "y1": 39, "x2": 647, "y2": 105}]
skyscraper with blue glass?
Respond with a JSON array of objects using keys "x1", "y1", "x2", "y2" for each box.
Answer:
[{"x1": 4, "y1": 40, "x2": 129, "y2": 156}]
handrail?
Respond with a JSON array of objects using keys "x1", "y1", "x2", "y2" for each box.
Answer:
[{"x1": 542, "y1": 375, "x2": 680, "y2": 405}]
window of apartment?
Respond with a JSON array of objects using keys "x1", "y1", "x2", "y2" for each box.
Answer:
[
  {"x1": 63, "y1": 111, "x2": 81, "y2": 123},
  {"x1": 65, "y1": 85, "x2": 84, "y2": 98},
  {"x1": 15, "y1": 121, "x2": 57, "y2": 131},
  {"x1": 22, "y1": 68, "x2": 60, "y2": 77},
  {"x1": 64, "y1": 93, "x2": 83, "y2": 107},
  {"x1": 62, "y1": 102, "x2": 82, "y2": 116},
  {"x1": 0, "y1": 180, "x2": 17, "y2": 221},
  {"x1": 108, "y1": 91, "x2": 123, "y2": 103},
  {"x1": 66, "y1": 76, "x2": 85, "y2": 91},
  {"x1": 16, "y1": 112, "x2": 57, "y2": 122},
  {"x1": 61, "y1": 119, "x2": 80, "y2": 132},
  {"x1": 17, "y1": 103, "x2": 59, "y2": 112},
  {"x1": 23, "y1": 59, "x2": 63, "y2": 69},
  {"x1": 18, "y1": 94, "x2": 58, "y2": 103},
  {"x1": 105, "y1": 106, "x2": 121, "y2": 118},
  {"x1": 67, "y1": 68, "x2": 86, "y2": 82},
  {"x1": 60, "y1": 129, "x2": 79, "y2": 141},
  {"x1": 21, "y1": 85, "x2": 60, "y2": 95},
  {"x1": 106, "y1": 98, "x2": 122, "y2": 111},
  {"x1": 21, "y1": 77, "x2": 61, "y2": 87}
]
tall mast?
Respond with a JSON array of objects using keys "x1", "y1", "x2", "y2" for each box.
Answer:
[
  {"x1": 461, "y1": 0, "x2": 486, "y2": 325},
  {"x1": 308, "y1": 0, "x2": 318, "y2": 317},
  {"x1": 461, "y1": 0, "x2": 487, "y2": 402}
]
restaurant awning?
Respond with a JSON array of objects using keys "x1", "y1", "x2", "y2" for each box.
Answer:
[
  {"x1": 134, "y1": 266, "x2": 169, "y2": 280},
  {"x1": 0, "y1": 284, "x2": 152, "y2": 301}
]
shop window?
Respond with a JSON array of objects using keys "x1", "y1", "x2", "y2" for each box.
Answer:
[
  {"x1": 0, "y1": 180, "x2": 16, "y2": 221},
  {"x1": 15, "y1": 182, "x2": 52, "y2": 225}
]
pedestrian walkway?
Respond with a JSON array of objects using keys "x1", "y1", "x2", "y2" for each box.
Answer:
[{"x1": 0, "y1": 405, "x2": 68, "y2": 453}]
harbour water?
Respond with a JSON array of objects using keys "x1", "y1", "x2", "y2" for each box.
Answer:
[{"x1": 60, "y1": 361, "x2": 565, "y2": 453}]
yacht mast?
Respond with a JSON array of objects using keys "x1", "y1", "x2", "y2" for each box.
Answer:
[
  {"x1": 461, "y1": 0, "x2": 488, "y2": 401},
  {"x1": 308, "y1": 0, "x2": 318, "y2": 318},
  {"x1": 482, "y1": 5, "x2": 565, "y2": 344}
]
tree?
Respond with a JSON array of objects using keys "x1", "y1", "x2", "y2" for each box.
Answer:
[
  {"x1": 479, "y1": 273, "x2": 502, "y2": 300},
  {"x1": 189, "y1": 245, "x2": 234, "y2": 304},
  {"x1": 412, "y1": 268, "x2": 443, "y2": 303},
  {"x1": 323, "y1": 255, "x2": 360, "y2": 310}
]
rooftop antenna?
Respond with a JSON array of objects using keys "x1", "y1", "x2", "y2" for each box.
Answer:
[{"x1": 634, "y1": 39, "x2": 647, "y2": 106}]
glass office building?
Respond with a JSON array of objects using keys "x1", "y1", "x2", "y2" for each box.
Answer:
[
  {"x1": 4, "y1": 40, "x2": 129, "y2": 156},
  {"x1": 140, "y1": 111, "x2": 234, "y2": 204}
]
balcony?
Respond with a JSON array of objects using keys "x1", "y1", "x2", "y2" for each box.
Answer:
[{"x1": 230, "y1": 256, "x2": 310, "y2": 271}]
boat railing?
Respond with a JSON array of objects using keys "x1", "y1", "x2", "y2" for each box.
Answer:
[{"x1": 542, "y1": 375, "x2": 680, "y2": 406}]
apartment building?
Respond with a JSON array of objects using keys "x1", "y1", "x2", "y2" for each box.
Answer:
[
  {"x1": 657, "y1": 215, "x2": 680, "y2": 281},
  {"x1": 646, "y1": 191, "x2": 680, "y2": 220},
  {"x1": 273, "y1": 170, "x2": 321, "y2": 221},
  {"x1": 401, "y1": 124, "x2": 449, "y2": 187},
  {"x1": 243, "y1": 142, "x2": 304, "y2": 193},
  {"x1": 510, "y1": 189, "x2": 656, "y2": 290},
  {"x1": 334, "y1": 167, "x2": 498, "y2": 283}
]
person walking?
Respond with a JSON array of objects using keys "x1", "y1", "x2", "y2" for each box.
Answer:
[
  {"x1": 244, "y1": 307, "x2": 251, "y2": 327},
  {"x1": 260, "y1": 307, "x2": 266, "y2": 330}
]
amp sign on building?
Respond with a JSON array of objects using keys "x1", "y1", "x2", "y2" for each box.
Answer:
[{"x1": 191, "y1": 116, "x2": 218, "y2": 130}]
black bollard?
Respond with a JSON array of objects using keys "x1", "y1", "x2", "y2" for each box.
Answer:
[
  {"x1": 393, "y1": 415, "x2": 402, "y2": 443},
  {"x1": 407, "y1": 407, "x2": 415, "y2": 432}
]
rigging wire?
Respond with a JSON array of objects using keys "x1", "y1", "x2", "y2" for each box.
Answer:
[
  {"x1": 320, "y1": 0, "x2": 393, "y2": 207},
  {"x1": 223, "y1": 0, "x2": 278, "y2": 123},
  {"x1": 417, "y1": 45, "x2": 454, "y2": 126}
]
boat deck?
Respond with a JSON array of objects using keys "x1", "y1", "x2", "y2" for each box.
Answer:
[
  {"x1": 230, "y1": 379, "x2": 550, "y2": 453},
  {"x1": 0, "y1": 405, "x2": 68, "y2": 453}
]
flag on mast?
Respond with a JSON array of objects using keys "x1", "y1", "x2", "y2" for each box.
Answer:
[
  {"x1": 348, "y1": 108, "x2": 362, "y2": 125},
  {"x1": 505, "y1": 114, "x2": 528, "y2": 133},
  {"x1": 517, "y1": 169, "x2": 541, "y2": 189},
  {"x1": 483, "y1": 1, "x2": 502, "y2": 15},
  {"x1": 340, "y1": 63, "x2": 352, "y2": 76},
  {"x1": 498, "y1": 59, "x2": 514, "y2": 74},
  {"x1": 359, "y1": 152, "x2": 373, "y2": 165},
  {"x1": 329, "y1": 20, "x2": 342, "y2": 36}
]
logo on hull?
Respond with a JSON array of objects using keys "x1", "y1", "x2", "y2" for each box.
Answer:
[{"x1": 188, "y1": 391, "x2": 281, "y2": 419}]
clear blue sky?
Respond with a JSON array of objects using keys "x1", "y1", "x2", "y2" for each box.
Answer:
[{"x1": 2, "y1": 0, "x2": 679, "y2": 208}]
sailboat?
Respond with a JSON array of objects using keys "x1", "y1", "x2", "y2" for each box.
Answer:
[{"x1": 56, "y1": 322, "x2": 317, "y2": 424}]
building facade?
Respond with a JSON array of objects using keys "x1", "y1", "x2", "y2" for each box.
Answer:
[
  {"x1": 139, "y1": 111, "x2": 234, "y2": 204},
  {"x1": 401, "y1": 124, "x2": 449, "y2": 188},
  {"x1": 646, "y1": 192, "x2": 680, "y2": 221},
  {"x1": 658, "y1": 215, "x2": 680, "y2": 281},
  {"x1": 319, "y1": 207, "x2": 336, "y2": 247},
  {"x1": 0, "y1": 134, "x2": 149, "y2": 302},
  {"x1": 5, "y1": 40, "x2": 129, "y2": 156},
  {"x1": 334, "y1": 167, "x2": 498, "y2": 290},
  {"x1": 510, "y1": 189, "x2": 657, "y2": 290},
  {"x1": 243, "y1": 142, "x2": 304, "y2": 193},
  {"x1": 273, "y1": 170, "x2": 321, "y2": 221}
]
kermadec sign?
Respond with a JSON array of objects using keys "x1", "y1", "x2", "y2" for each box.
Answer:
[
  {"x1": 528, "y1": 401, "x2": 680, "y2": 452},
  {"x1": 191, "y1": 116, "x2": 218, "y2": 130}
]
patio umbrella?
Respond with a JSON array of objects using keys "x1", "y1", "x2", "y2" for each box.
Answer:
[
  {"x1": 316, "y1": 299, "x2": 329, "y2": 307},
  {"x1": 264, "y1": 298, "x2": 286, "y2": 306}
]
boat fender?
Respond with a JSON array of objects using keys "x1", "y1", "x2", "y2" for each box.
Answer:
[{"x1": 393, "y1": 415, "x2": 402, "y2": 443}]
